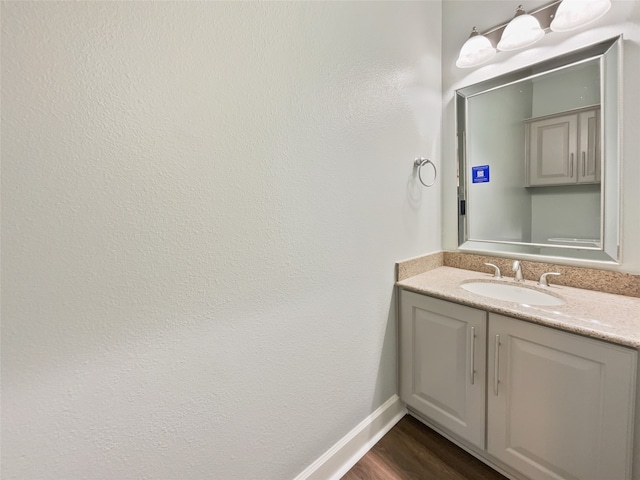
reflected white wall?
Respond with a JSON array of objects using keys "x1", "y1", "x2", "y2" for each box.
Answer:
[{"x1": 466, "y1": 84, "x2": 532, "y2": 243}]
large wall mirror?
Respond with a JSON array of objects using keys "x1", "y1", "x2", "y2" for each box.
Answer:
[{"x1": 456, "y1": 36, "x2": 622, "y2": 263}]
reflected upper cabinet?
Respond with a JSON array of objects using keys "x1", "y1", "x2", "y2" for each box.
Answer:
[
  {"x1": 456, "y1": 36, "x2": 622, "y2": 264},
  {"x1": 526, "y1": 106, "x2": 600, "y2": 186}
]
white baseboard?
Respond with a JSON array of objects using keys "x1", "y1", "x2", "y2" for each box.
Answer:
[{"x1": 293, "y1": 395, "x2": 407, "y2": 480}]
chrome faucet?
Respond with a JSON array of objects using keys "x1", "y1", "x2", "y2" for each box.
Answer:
[{"x1": 512, "y1": 260, "x2": 524, "y2": 282}]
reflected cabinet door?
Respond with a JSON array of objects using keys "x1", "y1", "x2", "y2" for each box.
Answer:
[
  {"x1": 487, "y1": 313, "x2": 636, "y2": 480},
  {"x1": 399, "y1": 290, "x2": 487, "y2": 449},
  {"x1": 527, "y1": 113, "x2": 578, "y2": 186},
  {"x1": 578, "y1": 109, "x2": 600, "y2": 183}
]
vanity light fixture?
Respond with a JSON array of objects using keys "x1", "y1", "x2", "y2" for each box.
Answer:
[
  {"x1": 456, "y1": 0, "x2": 613, "y2": 69},
  {"x1": 456, "y1": 27, "x2": 497, "y2": 68},
  {"x1": 550, "y1": 0, "x2": 612, "y2": 32},
  {"x1": 497, "y1": 5, "x2": 545, "y2": 51}
]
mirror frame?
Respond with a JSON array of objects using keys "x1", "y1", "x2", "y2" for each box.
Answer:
[{"x1": 456, "y1": 36, "x2": 623, "y2": 264}]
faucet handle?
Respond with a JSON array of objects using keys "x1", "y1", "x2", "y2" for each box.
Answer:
[
  {"x1": 484, "y1": 263, "x2": 502, "y2": 278},
  {"x1": 538, "y1": 272, "x2": 561, "y2": 287}
]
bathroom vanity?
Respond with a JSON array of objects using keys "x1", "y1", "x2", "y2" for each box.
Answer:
[
  {"x1": 407, "y1": 33, "x2": 637, "y2": 480},
  {"x1": 396, "y1": 265, "x2": 640, "y2": 480}
]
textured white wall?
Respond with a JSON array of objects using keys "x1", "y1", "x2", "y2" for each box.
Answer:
[
  {"x1": 442, "y1": 0, "x2": 640, "y2": 273},
  {"x1": 1, "y1": 2, "x2": 442, "y2": 479}
]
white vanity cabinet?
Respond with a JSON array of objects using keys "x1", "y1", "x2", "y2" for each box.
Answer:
[
  {"x1": 399, "y1": 290, "x2": 487, "y2": 449},
  {"x1": 399, "y1": 289, "x2": 637, "y2": 480},
  {"x1": 487, "y1": 313, "x2": 636, "y2": 480},
  {"x1": 526, "y1": 107, "x2": 600, "y2": 187}
]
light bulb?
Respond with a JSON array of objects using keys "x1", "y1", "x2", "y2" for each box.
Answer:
[
  {"x1": 456, "y1": 27, "x2": 497, "y2": 69},
  {"x1": 497, "y1": 5, "x2": 545, "y2": 52},
  {"x1": 550, "y1": 0, "x2": 612, "y2": 32}
]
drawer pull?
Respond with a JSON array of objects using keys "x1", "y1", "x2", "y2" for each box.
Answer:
[
  {"x1": 494, "y1": 334, "x2": 501, "y2": 396},
  {"x1": 470, "y1": 326, "x2": 476, "y2": 385},
  {"x1": 570, "y1": 153, "x2": 574, "y2": 177}
]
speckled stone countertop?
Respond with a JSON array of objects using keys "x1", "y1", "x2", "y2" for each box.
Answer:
[{"x1": 397, "y1": 266, "x2": 640, "y2": 349}]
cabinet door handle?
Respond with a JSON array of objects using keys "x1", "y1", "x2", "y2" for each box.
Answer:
[
  {"x1": 582, "y1": 151, "x2": 586, "y2": 176},
  {"x1": 470, "y1": 326, "x2": 476, "y2": 385},
  {"x1": 570, "y1": 153, "x2": 574, "y2": 177},
  {"x1": 493, "y1": 334, "x2": 501, "y2": 396}
]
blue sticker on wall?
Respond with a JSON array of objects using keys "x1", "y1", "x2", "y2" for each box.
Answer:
[{"x1": 472, "y1": 165, "x2": 490, "y2": 183}]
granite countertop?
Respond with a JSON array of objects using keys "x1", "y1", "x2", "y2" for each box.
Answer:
[{"x1": 396, "y1": 266, "x2": 640, "y2": 349}]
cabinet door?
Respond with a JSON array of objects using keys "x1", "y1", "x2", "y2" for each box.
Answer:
[
  {"x1": 527, "y1": 113, "x2": 578, "y2": 186},
  {"x1": 578, "y1": 109, "x2": 600, "y2": 183},
  {"x1": 487, "y1": 313, "x2": 636, "y2": 480},
  {"x1": 399, "y1": 290, "x2": 487, "y2": 449}
]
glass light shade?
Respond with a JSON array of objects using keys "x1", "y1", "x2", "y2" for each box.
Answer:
[
  {"x1": 456, "y1": 30, "x2": 496, "y2": 68},
  {"x1": 550, "y1": 0, "x2": 612, "y2": 32},
  {"x1": 497, "y1": 11, "x2": 545, "y2": 51}
]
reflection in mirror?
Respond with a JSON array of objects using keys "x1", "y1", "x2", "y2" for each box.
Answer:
[{"x1": 457, "y1": 36, "x2": 621, "y2": 263}]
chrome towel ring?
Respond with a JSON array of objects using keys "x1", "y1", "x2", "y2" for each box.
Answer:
[{"x1": 414, "y1": 157, "x2": 437, "y2": 187}]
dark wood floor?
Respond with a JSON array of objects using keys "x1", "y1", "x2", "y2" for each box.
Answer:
[{"x1": 341, "y1": 415, "x2": 508, "y2": 480}]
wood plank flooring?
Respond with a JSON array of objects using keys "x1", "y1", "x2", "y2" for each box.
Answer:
[{"x1": 341, "y1": 415, "x2": 508, "y2": 480}]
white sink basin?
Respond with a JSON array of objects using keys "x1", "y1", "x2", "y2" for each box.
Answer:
[{"x1": 461, "y1": 281, "x2": 565, "y2": 306}]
